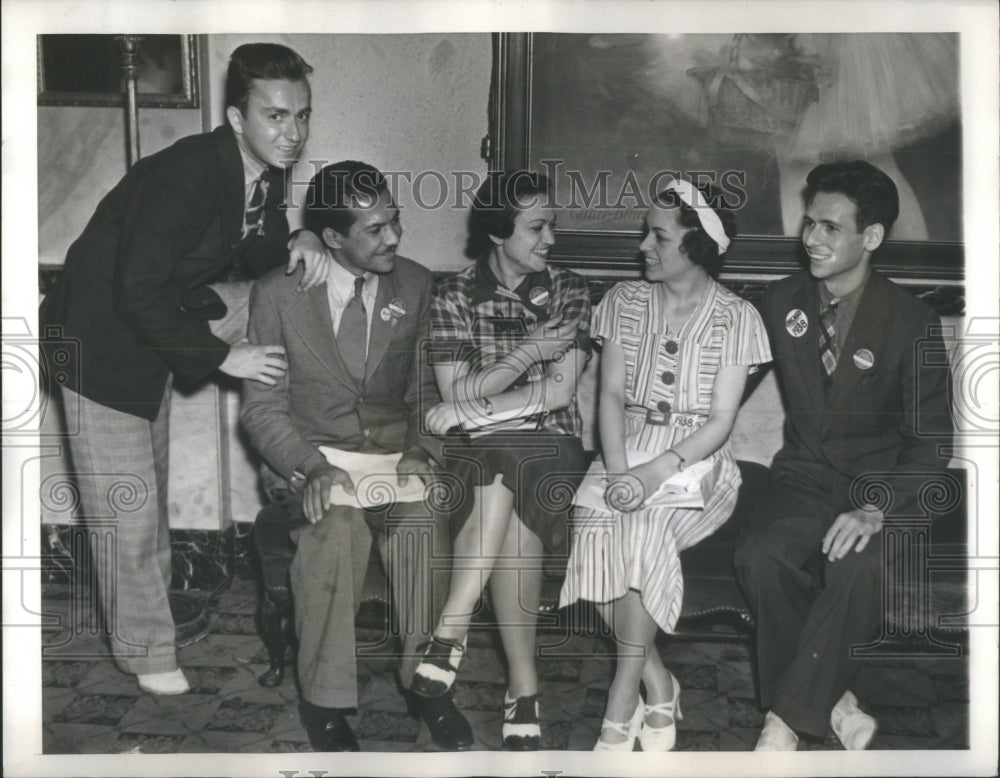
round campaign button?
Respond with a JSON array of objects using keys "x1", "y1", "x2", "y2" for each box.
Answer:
[
  {"x1": 528, "y1": 286, "x2": 550, "y2": 307},
  {"x1": 853, "y1": 348, "x2": 875, "y2": 370},
  {"x1": 388, "y1": 298, "x2": 406, "y2": 318},
  {"x1": 380, "y1": 307, "x2": 393, "y2": 321},
  {"x1": 785, "y1": 309, "x2": 809, "y2": 338}
]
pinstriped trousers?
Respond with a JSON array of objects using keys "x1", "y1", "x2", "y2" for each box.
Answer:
[{"x1": 59, "y1": 280, "x2": 252, "y2": 675}]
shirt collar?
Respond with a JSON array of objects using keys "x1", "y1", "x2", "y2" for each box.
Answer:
[
  {"x1": 819, "y1": 270, "x2": 869, "y2": 312},
  {"x1": 469, "y1": 257, "x2": 554, "y2": 314},
  {"x1": 326, "y1": 257, "x2": 373, "y2": 296},
  {"x1": 238, "y1": 147, "x2": 268, "y2": 194}
]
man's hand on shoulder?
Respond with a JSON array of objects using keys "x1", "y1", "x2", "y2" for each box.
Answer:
[
  {"x1": 287, "y1": 229, "x2": 330, "y2": 291},
  {"x1": 396, "y1": 447, "x2": 431, "y2": 487},
  {"x1": 303, "y1": 463, "x2": 355, "y2": 523},
  {"x1": 220, "y1": 339, "x2": 287, "y2": 384},
  {"x1": 822, "y1": 504, "x2": 884, "y2": 561}
]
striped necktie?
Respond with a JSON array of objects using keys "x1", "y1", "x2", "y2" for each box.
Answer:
[
  {"x1": 819, "y1": 299, "x2": 839, "y2": 388},
  {"x1": 338, "y1": 276, "x2": 368, "y2": 382}
]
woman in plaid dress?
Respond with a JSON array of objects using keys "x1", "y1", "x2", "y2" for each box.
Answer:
[
  {"x1": 560, "y1": 179, "x2": 771, "y2": 751},
  {"x1": 410, "y1": 171, "x2": 591, "y2": 750}
]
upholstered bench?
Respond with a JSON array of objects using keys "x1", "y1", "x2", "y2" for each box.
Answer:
[{"x1": 249, "y1": 460, "x2": 968, "y2": 685}]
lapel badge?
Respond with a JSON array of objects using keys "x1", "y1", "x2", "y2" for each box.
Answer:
[
  {"x1": 853, "y1": 348, "x2": 875, "y2": 370},
  {"x1": 785, "y1": 308, "x2": 808, "y2": 337},
  {"x1": 381, "y1": 298, "x2": 407, "y2": 322},
  {"x1": 528, "y1": 286, "x2": 550, "y2": 307}
]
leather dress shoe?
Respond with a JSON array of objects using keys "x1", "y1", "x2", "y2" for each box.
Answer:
[
  {"x1": 409, "y1": 691, "x2": 474, "y2": 750},
  {"x1": 299, "y1": 700, "x2": 360, "y2": 752}
]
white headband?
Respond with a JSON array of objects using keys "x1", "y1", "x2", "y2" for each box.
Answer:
[{"x1": 663, "y1": 178, "x2": 731, "y2": 255}]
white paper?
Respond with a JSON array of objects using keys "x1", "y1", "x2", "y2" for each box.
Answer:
[
  {"x1": 318, "y1": 446, "x2": 426, "y2": 508},
  {"x1": 572, "y1": 451, "x2": 715, "y2": 513}
]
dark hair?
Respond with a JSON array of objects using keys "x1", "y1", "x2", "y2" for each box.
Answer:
[
  {"x1": 804, "y1": 160, "x2": 900, "y2": 236},
  {"x1": 651, "y1": 180, "x2": 738, "y2": 277},
  {"x1": 303, "y1": 161, "x2": 388, "y2": 237},
  {"x1": 225, "y1": 43, "x2": 313, "y2": 114},
  {"x1": 465, "y1": 171, "x2": 552, "y2": 259}
]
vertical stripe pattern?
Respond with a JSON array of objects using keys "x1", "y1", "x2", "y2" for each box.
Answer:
[{"x1": 560, "y1": 279, "x2": 772, "y2": 633}]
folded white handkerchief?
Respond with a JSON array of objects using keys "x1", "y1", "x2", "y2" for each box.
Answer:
[{"x1": 572, "y1": 450, "x2": 716, "y2": 513}]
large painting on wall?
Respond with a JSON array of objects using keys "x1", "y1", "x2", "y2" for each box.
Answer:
[{"x1": 492, "y1": 33, "x2": 963, "y2": 283}]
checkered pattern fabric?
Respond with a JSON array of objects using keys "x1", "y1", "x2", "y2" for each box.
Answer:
[
  {"x1": 430, "y1": 260, "x2": 591, "y2": 436},
  {"x1": 819, "y1": 300, "x2": 839, "y2": 385}
]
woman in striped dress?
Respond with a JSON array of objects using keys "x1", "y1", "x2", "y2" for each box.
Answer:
[{"x1": 560, "y1": 178, "x2": 771, "y2": 751}]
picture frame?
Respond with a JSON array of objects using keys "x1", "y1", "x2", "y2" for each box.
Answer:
[
  {"x1": 37, "y1": 34, "x2": 200, "y2": 109},
  {"x1": 489, "y1": 32, "x2": 964, "y2": 290}
]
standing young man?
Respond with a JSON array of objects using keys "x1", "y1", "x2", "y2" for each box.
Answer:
[
  {"x1": 734, "y1": 160, "x2": 954, "y2": 750},
  {"x1": 40, "y1": 43, "x2": 326, "y2": 695}
]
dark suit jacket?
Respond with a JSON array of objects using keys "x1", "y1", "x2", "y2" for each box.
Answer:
[
  {"x1": 39, "y1": 124, "x2": 289, "y2": 420},
  {"x1": 240, "y1": 256, "x2": 440, "y2": 493},
  {"x1": 761, "y1": 270, "x2": 953, "y2": 517}
]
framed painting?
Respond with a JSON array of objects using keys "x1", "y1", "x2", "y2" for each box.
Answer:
[
  {"x1": 37, "y1": 34, "x2": 200, "y2": 108},
  {"x1": 490, "y1": 32, "x2": 963, "y2": 291}
]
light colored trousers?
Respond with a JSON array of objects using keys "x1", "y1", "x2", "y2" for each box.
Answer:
[{"x1": 61, "y1": 281, "x2": 251, "y2": 674}]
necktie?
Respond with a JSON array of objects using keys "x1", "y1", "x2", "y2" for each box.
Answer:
[
  {"x1": 819, "y1": 299, "x2": 839, "y2": 388},
  {"x1": 338, "y1": 276, "x2": 368, "y2": 382},
  {"x1": 243, "y1": 171, "x2": 271, "y2": 239}
]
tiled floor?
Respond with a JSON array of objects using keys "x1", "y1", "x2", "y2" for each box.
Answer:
[{"x1": 41, "y1": 578, "x2": 969, "y2": 754}]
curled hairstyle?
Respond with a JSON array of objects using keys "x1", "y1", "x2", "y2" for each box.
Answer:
[
  {"x1": 303, "y1": 161, "x2": 388, "y2": 237},
  {"x1": 652, "y1": 181, "x2": 738, "y2": 278},
  {"x1": 465, "y1": 171, "x2": 552, "y2": 259},
  {"x1": 804, "y1": 160, "x2": 900, "y2": 236},
  {"x1": 225, "y1": 43, "x2": 313, "y2": 114}
]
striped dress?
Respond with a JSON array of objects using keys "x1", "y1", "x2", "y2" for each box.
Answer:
[{"x1": 560, "y1": 279, "x2": 772, "y2": 633}]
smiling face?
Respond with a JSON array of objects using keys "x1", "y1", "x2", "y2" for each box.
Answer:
[
  {"x1": 802, "y1": 191, "x2": 884, "y2": 296},
  {"x1": 639, "y1": 206, "x2": 697, "y2": 283},
  {"x1": 323, "y1": 188, "x2": 402, "y2": 276},
  {"x1": 490, "y1": 199, "x2": 556, "y2": 284},
  {"x1": 226, "y1": 78, "x2": 311, "y2": 169}
]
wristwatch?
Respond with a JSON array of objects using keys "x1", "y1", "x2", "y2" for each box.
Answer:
[{"x1": 480, "y1": 397, "x2": 494, "y2": 416}]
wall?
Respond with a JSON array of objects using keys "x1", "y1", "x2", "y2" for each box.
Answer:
[{"x1": 38, "y1": 33, "x2": 492, "y2": 529}]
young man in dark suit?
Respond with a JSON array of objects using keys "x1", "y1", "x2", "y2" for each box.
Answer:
[
  {"x1": 240, "y1": 162, "x2": 473, "y2": 752},
  {"x1": 734, "y1": 161, "x2": 954, "y2": 750},
  {"x1": 39, "y1": 43, "x2": 328, "y2": 696}
]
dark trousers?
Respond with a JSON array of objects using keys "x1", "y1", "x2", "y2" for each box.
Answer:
[{"x1": 733, "y1": 475, "x2": 884, "y2": 737}]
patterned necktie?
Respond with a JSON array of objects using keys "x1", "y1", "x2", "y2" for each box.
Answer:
[
  {"x1": 338, "y1": 276, "x2": 368, "y2": 382},
  {"x1": 242, "y1": 171, "x2": 271, "y2": 239},
  {"x1": 819, "y1": 299, "x2": 839, "y2": 388}
]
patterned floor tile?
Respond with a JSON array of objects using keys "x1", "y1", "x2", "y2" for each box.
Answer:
[
  {"x1": 715, "y1": 725, "x2": 760, "y2": 751},
  {"x1": 117, "y1": 692, "x2": 218, "y2": 735},
  {"x1": 930, "y1": 672, "x2": 969, "y2": 702},
  {"x1": 540, "y1": 718, "x2": 573, "y2": 750},
  {"x1": 583, "y1": 686, "x2": 608, "y2": 718},
  {"x1": 728, "y1": 696, "x2": 764, "y2": 729},
  {"x1": 42, "y1": 659, "x2": 97, "y2": 688},
  {"x1": 44, "y1": 722, "x2": 120, "y2": 754},
  {"x1": 109, "y1": 731, "x2": 185, "y2": 754},
  {"x1": 75, "y1": 661, "x2": 144, "y2": 697},
  {"x1": 717, "y1": 660, "x2": 756, "y2": 699},
  {"x1": 355, "y1": 709, "x2": 420, "y2": 742},
  {"x1": 53, "y1": 693, "x2": 138, "y2": 725},
  {"x1": 675, "y1": 727, "x2": 720, "y2": 751},
  {"x1": 177, "y1": 633, "x2": 264, "y2": 667},
  {"x1": 356, "y1": 672, "x2": 410, "y2": 714},
  {"x1": 186, "y1": 665, "x2": 240, "y2": 694},
  {"x1": 42, "y1": 686, "x2": 79, "y2": 720},
  {"x1": 203, "y1": 697, "x2": 286, "y2": 733},
  {"x1": 869, "y1": 704, "x2": 939, "y2": 738},
  {"x1": 673, "y1": 662, "x2": 718, "y2": 691},
  {"x1": 267, "y1": 738, "x2": 316, "y2": 753},
  {"x1": 669, "y1": 688, "x2": 728, "y2": 732},
  {"x1": 454, "y1": 680, "x2": 506, "y2": 711},
  {"x1": 177, "y1": 729, "x2": 273, "y2": 752}
]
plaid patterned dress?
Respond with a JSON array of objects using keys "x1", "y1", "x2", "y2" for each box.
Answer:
[
  {"x1": 560, "y1": 279, "x2": 771, "y2": 632},
  {"x1": 429, "y1": 259, "x2": 592, "y2": 550}
]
